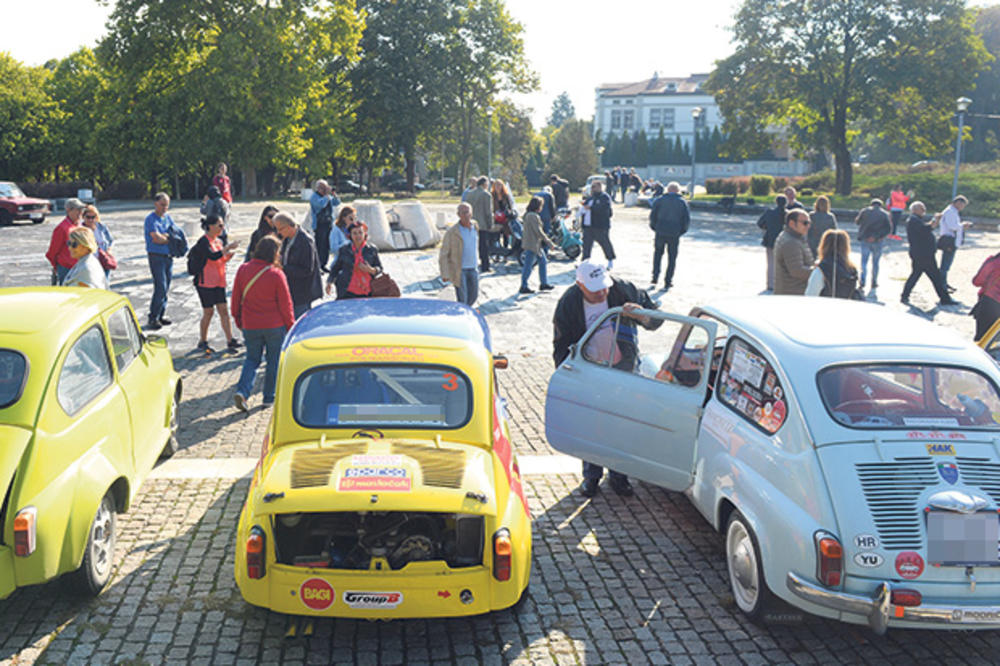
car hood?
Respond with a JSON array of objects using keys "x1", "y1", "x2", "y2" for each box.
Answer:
[
  {"x1": 252, "y1": 438, "x2": 499, "y2": 516},
  {"x1": 2, "y1": 197, "x2": 48, "y2": 206},
  {"x1": 816, "y1": 434, "x2": 1000, "y2": 584},
  {"x1": 0, "y1": 425, "x2": 32, "y2": 510}
]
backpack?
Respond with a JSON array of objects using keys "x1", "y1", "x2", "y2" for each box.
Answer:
[
  {"x1": 187, "y1": 238, "x2": 208, "y2": 278},
  {"x1": 315, "y1": 199, "x2": 333, "y2": 228},
  {"x1": 167, "y1": 225, "x2": 189, "y2": 258}
]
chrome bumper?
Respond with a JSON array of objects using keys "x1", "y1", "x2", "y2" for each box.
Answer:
[{"x1": 787, "y1": 572, "x2": 1000, "y2": 634}]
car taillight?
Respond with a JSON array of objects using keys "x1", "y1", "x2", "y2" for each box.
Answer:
[
  {"x1": 13, "y1": 507, "x2": 37, "y2": 557},
  {"x1": 814, "y1": 531, "x2": 843, "y2": 588},
  {"x1": 493, "y1": 528, "x2": 512, "y2": 581},
  {"x1": 891, "y1": 588, "x2": 922, "y2": 607},
  {"x1": 247, "y1": 526, "x2": 266, "y2": 579}
]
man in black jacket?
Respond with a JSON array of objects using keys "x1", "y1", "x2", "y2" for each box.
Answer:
[
  {"x1": 552, "y1": 260, "x2": 660, "y2": 498},
  {"x1": 581, "y1": 181, "x2": 616, "y2": 268},
  {"x1": 273, "y1": 212, "x2": 323, "y2": 318},
  {"x1": 648, "y1": 182, "x2": 691, "y2": 291},
  {"x1": 901, "y1": 201, "x2": 956, "y2": 306},
  {"x1": 550, "y1": 174, "x2": 570, "y2": 209}
]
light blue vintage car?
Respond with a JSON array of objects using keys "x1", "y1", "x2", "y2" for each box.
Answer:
[{"x1": 546, "y1": 296, "x2": 1000, "y2": 633}]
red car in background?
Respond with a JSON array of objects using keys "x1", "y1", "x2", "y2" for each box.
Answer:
[{"x1": 0, "y1": 182, "x2": 51, "y2": 226}]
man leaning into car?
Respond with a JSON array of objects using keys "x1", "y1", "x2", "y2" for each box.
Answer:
[{"x1": 552, "y1": 260, "x2": 660, "y2": 498}]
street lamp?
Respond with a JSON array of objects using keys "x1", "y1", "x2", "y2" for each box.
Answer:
[
  {"x1": 690, "y1": 107, "x2": 704, "y2": 199},
  {"x1": 596, "y1": 145, "x2": 606, "y2": 169},
  {"x1": 952, "y1": 96, "x2": 972, "y2": 200},
  {"x1": 487, "y1": 107, "x2": 494, "y2": 180}
]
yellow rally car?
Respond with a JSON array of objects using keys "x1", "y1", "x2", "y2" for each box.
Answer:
[
  {"x1": 235, "y1": 299, "x2": 531, "y2": 618},
  {"x1": 0, "y1": 288, "x2": 180, "y2": 599}
]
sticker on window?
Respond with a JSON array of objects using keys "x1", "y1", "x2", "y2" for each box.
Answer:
[{"x1": 729, "y1": 347, "x2": 766, "y2": 388}]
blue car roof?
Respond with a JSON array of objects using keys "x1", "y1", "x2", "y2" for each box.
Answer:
[{"x1": 284, "y1": 298, "x2": 492, "y2": 352}]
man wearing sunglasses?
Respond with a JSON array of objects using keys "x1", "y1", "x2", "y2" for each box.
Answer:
[
  {"x1": 45, "y1": 197, "x2": 86, "y2": 285},
  {"x1": 773, "y1": 209, "x2": 815, "y2": 295}
]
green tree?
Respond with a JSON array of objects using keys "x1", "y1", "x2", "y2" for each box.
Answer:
[
  {"x1": 651, "y1": 127, "x2": 669, "y2": 164},
  {"x1": 634, "y1": 129, "x2": 649, "y2": 167},
  {"x1": 496, "y1": 102, "x2": 534, "y2": 192},
  {"x1": 968, "y1": 6, "x2": 1000, "y2": 162},
  {"x1": 707, "y1": 0, "x2": 990, "y2": 194},
  {"x1": 0, "y1": 55, "x2": 61, "y2": 180},
  {"x1": 45, "y1": 48, "x2": 109, "y2": 184},
  {"x1": 545, "y1": 119, "x2": 596, "y2": 187},
  {"x1": 618, "y1": 131, "x2": 634, "y2": 166},
  {"x1": 547, "y1": 92, "x2": 575, "y2": 128}
]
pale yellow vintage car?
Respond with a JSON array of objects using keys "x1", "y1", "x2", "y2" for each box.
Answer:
[
  {"x1": 235, "y1": 299, "x2": 531, "y2": 619},
  {"x1": 0, "y1": 288, "x2": 180, "y2": 599}
]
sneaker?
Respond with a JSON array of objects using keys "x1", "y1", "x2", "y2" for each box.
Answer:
[
  {"x1": 234, "y1": 393, "x2": 249, "y2": 413},
  {"x1": 610, "y1": 479, "x2": 634, "y2": 497},
  {"x1": 228, "y1": 338, "x2": 243, "y2": 348},
  {"x1": 227, "y1": 339, "x2": 242, "y2": 353},
  {"x1": 519, "y1": 286, "x2": 535, "y2": 294},
  {"x1": 900, "y1": 296, "x2": 910, "y2": 305},
  {"x1": 146, "y1": 319, "x2": 162, "y2": 331},
  {"x1": 196, "y1": 340, "x2": 215, "y2": 354},
  {"x1": 539, "y1": 284, "x2": 555, "y2": 291},
  {"x1": 159, "y1": 316, "x2": 173, "y2": 326},
  {"x1": 888, "y1": 234, "x2": 902, "y2": 241},
  {"x1": 580, "y1": 478, "x2": 599, "y2": 498},
  {"x1": 940, "y1": 298, "x2": 959, "y2": 306}
]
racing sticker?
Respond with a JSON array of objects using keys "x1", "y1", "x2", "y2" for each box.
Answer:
[
  {"x1": 338, "y1": 466, "x2": 411, "y2": 492},
  {"x1": 895, "y1": 551, "x2": 925, "y2": 580},
  {"x1": 342, "y1": 591, "x2": 403, "y2": 609},
  {"x1": 926, "y1": 443, "x2": 957, "y2": 456},
  {"x1": 938, "y1": 462, "x2": 960, "y2": 485},
  {"x1": 729, "y1": 347, "x2": 766, "y2": 388},
  {"x1": 494, "y1": 395, "x2": 530, "y2": 517},
  {"x1": 300, "y1": 578, "x2": 335, "y2": 611}
]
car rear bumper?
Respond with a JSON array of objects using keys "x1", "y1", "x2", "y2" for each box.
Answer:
[{"x1": 787, "y1": 572, "x2": 1000, "y2": 634}]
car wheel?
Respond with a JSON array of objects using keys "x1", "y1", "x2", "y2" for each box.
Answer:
[
  {"x1": 69, "y1": 493, "x2": 117, "y2": 596},
  {"x1": 0, "y1": 210, "x2": 12, "y2": 227},
  {"x1": 565, "y1": 244, "x2": 581, "y2": 260},
  {"x1": 725, "y1": 511, "x2": 773, "y2": 620},
  {"x1": 160, "y1": 389, "x2": 180, "y2": 459},
  {"x1": 32, "y1": 215, "x2": 44, "y2": 225}
]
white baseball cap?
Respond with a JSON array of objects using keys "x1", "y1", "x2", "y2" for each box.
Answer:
[{"x1": 576, "y1": 260, "x2": 613, "y2": 292}]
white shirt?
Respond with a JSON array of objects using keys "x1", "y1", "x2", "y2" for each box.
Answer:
[
  {"x1": 939, "y1": 204, "x2": 964, "y2": 246},
  {"x1": 582, "y1": 299, "x2": 622, "y2": 365},
  {"x1": 805, "y1": 267, "x2": 825, "y2": 296}
]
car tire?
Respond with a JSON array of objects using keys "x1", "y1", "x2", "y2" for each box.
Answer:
[
  {"x1": 0, "y1": 210, "x2": 12, "y2": 227},
  {"x1": 160, "y1": 389, "x2": 180, "y2": 459},
  {"x1": 725, "y1": 511, "x2": 773, "y2": 621},
  {"x1": 68, "y1": 493, "x2": 117, "y2": 596},
  {"x1": 510, "y1": 582, "x2": 531, "y2": 612},
  {"x1": 565, "y1": 244, "x2": 581, "y2": 260},
  {"x1": 32, "y1": 215, "x2": 44, "y2": 225}
]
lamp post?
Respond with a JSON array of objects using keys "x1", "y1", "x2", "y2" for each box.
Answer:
[
  {"x1": 487, "y1": 107, "x2": 494, "y2": 180},
  {"x1": 690, "y1": 106, "x2": 704, "y2": 199},
  {"x1": 952, "y1": 96, "x2": 972, "y2": 200},
  {"x1": 596, "y1": 145, "x2": 605, "y2": 170}
]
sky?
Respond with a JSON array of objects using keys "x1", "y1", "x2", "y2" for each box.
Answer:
[{"x1": 5, "y1": 0, "x2": 996, "y2": 128}]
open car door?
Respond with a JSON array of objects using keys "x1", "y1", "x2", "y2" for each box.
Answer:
[{"x1": 545, "y1": 308, "x2": 716, "y2": 491}]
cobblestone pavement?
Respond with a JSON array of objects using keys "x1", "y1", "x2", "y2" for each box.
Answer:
[{"x1": 3, "y1": 201, "x2": 1000, "y2": 664}]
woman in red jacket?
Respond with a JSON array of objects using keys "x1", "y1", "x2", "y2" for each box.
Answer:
[
  {"x1": 972, "y1": 253, "x2": 1000, "y2": 341},
  {"x1": 231, "y1": 235, "x2": 295, "y2": 411}
]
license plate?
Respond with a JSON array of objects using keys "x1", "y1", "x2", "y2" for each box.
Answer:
[
  {"x1": 29, "y1": 213, "x2": 42, "y2": 219},
  {"x1": 926, "y1": 511, "x2": 1000, "y2": 566}
]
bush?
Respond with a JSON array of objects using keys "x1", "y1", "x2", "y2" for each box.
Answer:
[
  {"x1": 749, "y1": 174, "x2": 774, "y2": 196},
  {"x1": 100, "y1": 179, "x2": 148, "y2": 200},
  {"x1": 773, "y1": 176, "x2": 788, "y2": 191},
  {"x1": 705, "y1": 176, "x2": 750, "y2": 195},
  {"x1": 798, "y1": 170, "x2": 835, "y2": 191},
  {"x1": 18, "y1": 180, "x2": 92, "y2": 199},
  {"x1": 800, "y1": 188, "x2": 813, "y2": 196}
]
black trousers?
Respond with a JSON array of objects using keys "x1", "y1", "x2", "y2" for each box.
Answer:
[
  {"x1": 652, "y1": 233, "x2": 680, "y2": 286},
  {"x1": 973, "y1": 295, "x2": 1000, "y2": 341},
  {"x1": 315, "y1": 223, "x2": 331, "y2": 271},
  {"x1": 478, "y1": 230, "x2": 498, "y2": 270},
  {"x1": 901, "y1": 256, "x2": 949, "y2": 302},
  {"x1": 582, "y1": 227, "x2": 616, "y2": 261}
]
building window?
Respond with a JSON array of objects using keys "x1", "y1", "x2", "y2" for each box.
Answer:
[
  {"x1": 625, "y1": 99, "x2": 633, "y2": 104},
  {"x1": 612, "y1": 100, "x2": 620, "y2": 105},
  {"x1": 695, "y1": 111, "x2": 707, "y2": 129},
  {"x1": 662, "y1": 108, "x2": 675, "y2": 130},
  {"x1": 649, "y1": 108, "x2": 661, "y2": 129},
  {"x1": 623, "y1": 110, "x2": 634, "y2": 130},
  {"x1": 611, "y1": 110, "x2": 622, "y2": 129}
]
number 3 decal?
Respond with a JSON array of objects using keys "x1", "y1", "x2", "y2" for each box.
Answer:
[{"x1": 442, "y1": 373, "x2": 458, "y2": 391}]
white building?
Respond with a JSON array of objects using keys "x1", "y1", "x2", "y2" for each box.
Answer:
[{"x1": 594, "y1": 73, "x2": 720, "y2": 140}]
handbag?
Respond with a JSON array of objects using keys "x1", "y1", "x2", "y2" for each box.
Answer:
[
  {"x1": 97, "y1": 248, "x2": 118, "y2": 271},
  {"x1": 937, "y1": 235, "x2": 956, "y2": 251},
  {"x1": 370, "y1": 271, "x2": 401, "y2": 298}
]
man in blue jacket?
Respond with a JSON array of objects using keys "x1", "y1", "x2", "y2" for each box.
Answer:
[
  {"x1": 648, "y1": 182, "x2": 691, "y2": 291},
  {"x1": 580, "y1": 181, "x2": 615, "y2": 269}
]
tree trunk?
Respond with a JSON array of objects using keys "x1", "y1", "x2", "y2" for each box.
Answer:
[
  {"x1": 832, "y1": 106, "x2": 853, "y2": 195},
  {"x1": 243, "y1": 166, "x2": 257, "y2": 197},
  {"x1": 404, "y1": 145, "x2": 416, "y2": 191}
]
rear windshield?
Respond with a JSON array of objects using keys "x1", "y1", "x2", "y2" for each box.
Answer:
[
  {"x1": 0, "y1": 350, "x2": 27, "y2": 408},
  {"x1": 818, "y1": 364, "x2": 1000, "y2": 429},
  {"x1": 293, "y1": 364, "x2": 472, "y2": 429}
]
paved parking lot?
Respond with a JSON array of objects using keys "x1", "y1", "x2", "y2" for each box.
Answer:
[{"x1": 3, "y1": 200, "x2": 1000, "y2": 664}]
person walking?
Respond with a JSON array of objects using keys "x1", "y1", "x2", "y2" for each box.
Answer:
[
  {"x1": 805, "y1": 229, "x2": 859, "y2": 298},
  {"x1": 231, "y1": 236, "x2": 295, "y2": 412},
  {"x1": 190, "y1": 215, "x2": 241, "y2": 354},
  {"x1": 213, "y1": 163, "x2": 233, "y2": 203},
  {"x1": 773, "y1": 209, "x2": 814, "y2": 295},
  {"x1": 309, "y1": 179, "x2": 339, "y2": 271},
  {"x1": 246, "y1": 205, "x2": 278, "y2": 260},
  {"x1": 972, "y1": 252, "x2": 1000, "y2": 341},
  {"x1": 466, "y1": 176, "x2": 495, "y2": 273},
  {"x1": 81, "y1": 204, "x2": 116, "y2": 279},
  {"x1": 887, "y1": 184, "x2": 910, "y2": 239},
  {"x1": 854, "y1": 198, "x2": 891, "y2": 291},
  {"x1": 605, "y1": 170, "x2": 616, "y2": 202},
  {"x1": 938, "y1": 195, "x2": 972, "y2": 292},
  {"x1": 900, "y1": 201, "x2": 956, "y2": 306},
  {"x1": 580, "y1": 181, "x2": 615, "y2": 269},
  {"x1": 200, "y1": 185, "x2": 231, "y2": 231},
  {"x1": 552, "y1": 260, "x2": 660, "y2": 498},
  {"x1": 807, "y1": 195, "x2": 836, "y2": 257},
  {"x1": 648, "y1": 181, "x2": 690, "y2": 291},
  {"x1": 45, "y1": 198, "x2": 86, "y2": 285},
  {"x1": 144, "y1": 193, "x2": 180, "y2": 330},
  {"x1": 326, "y1": 221, "x2": 383, "y2": 299},
  {"x1": 783, "y1": 185, "x2": 804, "y2": 210},
  {"x1": 534, "y1": 185, "x2": 556, "y2": 235},
  {"x1": 60, "y1": 227, "x2": 109, "y2": 290},
  {"x1": 519, "y1": 196, "x2": 555, "y2": 294},
  {"x1": 439, "y1": 202, "x2": 480, "y2": 306},
  {"x1": 757, "y1": 195, "x2": 786, "y2": 292},
  {"x1": 273, "y1": 212, "x2": 322, "y2": 318}
]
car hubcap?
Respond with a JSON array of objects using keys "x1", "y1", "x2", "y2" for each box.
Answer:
[
  {"x1": 91, "y1": 500, "x2": 113, "y2": 578},
  {"x1": 727, "y1": 520, "x2": 759, "y2": 611}
]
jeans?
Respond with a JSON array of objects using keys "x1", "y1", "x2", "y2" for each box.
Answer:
[
  {"x1": 520, "y1": 249, "x2": 548, "y2": 289},
  {"x1": 859, "y1": 240, "x2": 883, "y2": 287},
  {"x1": 582, "y1": 461, "x2": 627, "y2": 484},
  {"x1": 147, "y1": 253, "x2": 173, "y2": 322},
  {"x1": 455, "y1": 268, "x2": 479, "y2": 306},
  {"x1": 581, "y1": 227, "x2": 616, "y2": 261},
  {"x1": 236, "y1": 326, "x2": 286, "y2": 403},
  {"x1": 890, "y1": 209, "x2": 903, "y2": 236},
  {"x1": 940, "y1": 247, "x2": 957, "y2": 286},
  {"x1": 651, "y1": 234, "x2": 680, "y2": 287}
]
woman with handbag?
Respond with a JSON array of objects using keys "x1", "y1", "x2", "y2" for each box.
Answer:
[
  {"x1": 81, "y1": 205, "x2": 117, "y2": 279},
  {"x1": 326, "y1": 221, "x2": 384, "y2": 299},
  {"x1": 230, "y1": 235, "x2": 294, "y2": 412},
  {"x1": 492, "y1": 179, "x2": 516, "y2": 251}
]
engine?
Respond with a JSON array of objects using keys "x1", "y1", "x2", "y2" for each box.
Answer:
[{"x1": 273, "y1": 511, "x2": 484, "y2": 570}]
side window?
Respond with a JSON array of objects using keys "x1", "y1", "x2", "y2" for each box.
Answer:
[
  {"x1": 108, "y1": 307, "x2": 141, "y2": 372},
  {"x1": 717, "y1": 337, "x2": 787, "y2": 434},
  {"x1": 57, "y1": 326, "x2": 113, "y2": 415}
]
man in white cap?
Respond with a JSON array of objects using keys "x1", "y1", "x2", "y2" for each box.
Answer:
[{"x1": 551, "y1": 260, "x2": 659, "y2": 497}]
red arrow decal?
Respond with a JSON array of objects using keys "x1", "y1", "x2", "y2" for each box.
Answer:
[{"x1": 437, "y1": 590, "x2": 451, "y2": 598}]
